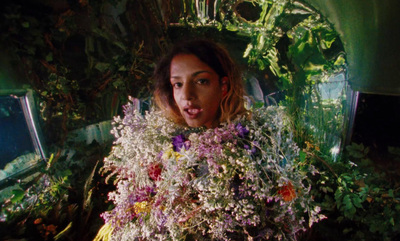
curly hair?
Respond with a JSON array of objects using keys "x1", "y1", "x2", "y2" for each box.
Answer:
[{"x1": 153, "y1": 39, "x2": 248, "y2": 126}]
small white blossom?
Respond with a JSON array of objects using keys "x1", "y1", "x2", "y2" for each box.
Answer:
[{"x1": 100, "y1": 99, "x2": 321, "y2": 240}]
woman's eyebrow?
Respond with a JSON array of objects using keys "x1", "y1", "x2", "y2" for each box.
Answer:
[
  {"x1": 170, "y1": 70, "x2": 212, "y2": 80},
  {"x1": 192, "y1": 70, "x2": 212, "y2": 77}
]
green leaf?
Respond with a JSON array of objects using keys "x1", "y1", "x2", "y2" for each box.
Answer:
[
  {"x1": 243, "y1": 44, "x2": 253, "y2": 58},
  {"x1": 46, "y1": 52, "x2": 53, "y2": 62},
  {"x1": 226, "y1": 24, "x2": 239, "y2": 32},
  {"x1": 342, "y1": 174, "x2": 353, "y2": 182},
  {"x1": 304, "y1": 62, "x2": 324, "y2": 73},
  {"x1": 59, "y1": 169, "x2": 72, "y2": 179},
  {"x1": 54, "y1": 222, "x2": 73, "y2": 240},
  {"x1": 373, "y1": 187, "x2": 381, "y2": 193},
  {"x1": 326, "y1": 186, "x2": 334, "y2": 193},
  {"x1": 319, "y1": 31, "x2": 336, "y2": 49},
  {"x1": 95, "y1": 62, "x2": 110, "y2": 72},
  {"x1": 22, "y1": 21, "x2": 30, "y2": 28},
  {"x1": 343, "y1": 228, "x2": 353, "y2": 234},
  {"x1": 343, "y1": 194, "x2": 353, "y2": 210},
  {"x1": 358, "y1": 186, "x2": 369, "y2": 200},
  {"x1": 113, "y1": 79, "x2": 124, "y2": 88},
  {"x1": 256, "y1": 59, "x2": 266, "y2": 70},
  {"x1": 299, "y1": 150, "x2": 306, "y2": 162},
  {"x1": 388, "y1": 189, "x2": 394, "y2": 198},
  {"x1": 334, "y1": 55, "x2": 346, "y2": 66},
  {"x1": 11, "y1": 189, "x2": 25, "y2": 203},
  {"x1": 360, "y1": 158, "x2": 372, "y2": 166},
  {"x1": 346, "y1": 143, "x2": 365, "y2": 158},
  {"x1": 118, "y1": 65, "x2": 127, "y2": 71},
  {"x1": 345, "y1": 206, "x2": 356, "y2": 218},
  {"x1": 352, "y1": 195, "x2": 363, "y2": 208},
  {"x1": 364, "y1": 146, "x2": 370, "y2": 155},
  {"x1": 334, "y1": 188, "x2": 343, "y2": 205}
]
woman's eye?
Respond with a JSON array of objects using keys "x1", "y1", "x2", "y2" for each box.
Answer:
[
  {"x1": 196, "y1": 79, "x2": 208, "y2": 85},
  {"x1": 172, "y1": 82, "x2": 182, "y2": 88}
]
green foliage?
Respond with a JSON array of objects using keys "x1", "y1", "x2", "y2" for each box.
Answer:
[
  {"x1": 0, "y1": 0, "x2": 164, "y2": 145},
  {"x1": 3, "y1": 1, "x2": 397, "y2": 241},
  {"x1": 1, "y1": 0, "x2": 347, "y2": 155},
  {"x1": 282, "y1": 18, "x2": 347, "y2": 155},
  {"x1": 10, "y1": 188, "x2": 25, "y2": 204},
  {"x1": 0, "y1": 3, "x2": 165, "y2": 238},
  {"x1": 180, "y1": 0, "x2": 348, "y2": 160},
  {"x1": 305, "y1": 142, "x2": 400, "y2": 241},
  {"x1": 0, "y1": 141, "x2": 113, "y2": 241},
  {"x1": 0, "y1": 4, "x2": 166, "y2": 240}
]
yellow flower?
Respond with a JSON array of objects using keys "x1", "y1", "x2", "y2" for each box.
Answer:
[
  {"x1": 162, "y1": 146, "x2": 183, "y2": 161},
  {"x1": 305, "y1": 141, "x2": 320, "y2": 151},
  {"x1": 134, "y1": 201, "x2": 151, "y2": 214}
]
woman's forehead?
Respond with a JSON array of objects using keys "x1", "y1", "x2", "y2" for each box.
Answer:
[{"x1": 170, "y1": 54, "x2": 217, "y2": 76}]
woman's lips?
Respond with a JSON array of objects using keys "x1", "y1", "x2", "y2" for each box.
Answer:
[{"x1": 184, "y1": 107, "x2": 203, "y2": 119}]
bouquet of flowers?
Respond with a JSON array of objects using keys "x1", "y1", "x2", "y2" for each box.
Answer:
[{"x1": 97, "y1": 98, "x2": 325, "y2": 241}]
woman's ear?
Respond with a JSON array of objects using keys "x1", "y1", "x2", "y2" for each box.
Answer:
[{"x1": 221, "y1": 77, "x2": 228, "y2": 96}]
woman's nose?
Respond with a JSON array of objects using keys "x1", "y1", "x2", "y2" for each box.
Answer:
[{"x1": 181, "y1": 82, "x2": 195, "y2": 100}]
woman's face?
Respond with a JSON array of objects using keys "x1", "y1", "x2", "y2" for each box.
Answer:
[{"x1": 170, "y1": 54, "x2": 226, "y2": 128}]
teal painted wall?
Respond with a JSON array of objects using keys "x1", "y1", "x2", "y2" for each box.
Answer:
[{"x1": 306, "y1": 0, "x2": 400, "y2": 95}]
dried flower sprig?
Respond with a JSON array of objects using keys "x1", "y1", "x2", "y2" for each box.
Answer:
[{"x1": 98, "y1": 98, "x2": 325, "y2": 241}]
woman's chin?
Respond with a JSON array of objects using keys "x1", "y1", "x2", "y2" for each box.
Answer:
[
  {"x1": 185, "y1": 121, "x2": 202, "y2": 128},
  {"x1": 185, "y1": 119, "x2": 215, "y2": 129}
]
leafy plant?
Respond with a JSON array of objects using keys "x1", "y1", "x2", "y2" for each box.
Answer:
[
  {"x1": 3, "y1": 1, "x2": 398, "y2": 241},
  {"x1": 0, "y1": 140, "x2": 113, "y2": 241},
  {"x1": 0, "y1": 0, "x2": 164, "y2": 145},
  {"x1": 302, "y1": 142, "x2": 400, "y2": 241},
  {"x1": 175, "y1": 0, "x2": 348, "y2": 160},
  {"x1": 0, "y1": 1, "x2": 168, "y2": 241}
]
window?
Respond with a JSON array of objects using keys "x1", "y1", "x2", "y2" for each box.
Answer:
[{"x1": 0, "y1": 90, "x2": 46, "y2": 188}]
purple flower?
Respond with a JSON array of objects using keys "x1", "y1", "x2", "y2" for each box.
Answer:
[
  {"x1": 244, "y1": 142, "x2": 257, "y2": 155},
  {"x1": 172, "y1": 134, "x2": 190, "y2": 152},
  {"x1": 207, "y1": 158, "x2": 221, "y2": 174},
  {"x1": 132, "y1": 186, "x2": 156, "y2": 202},
  {"x1": 236, "y1": 123, "x2": 249, "y2": 138},
  {"x1": 243, "y1": 142, "x2": 258, "y2": 155}
]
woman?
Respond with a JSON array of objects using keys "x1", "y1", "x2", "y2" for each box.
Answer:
[
  {"x1": 97, "y1": 39, "x2": 321, "y2": 241},
  {"x1": 153, "y1": 39, "x2": 248, "y2": 128}
]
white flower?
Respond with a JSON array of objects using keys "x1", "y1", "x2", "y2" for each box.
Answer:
[{"x1": 100, "y1": 98, "x2": 321, "y2": 240}]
